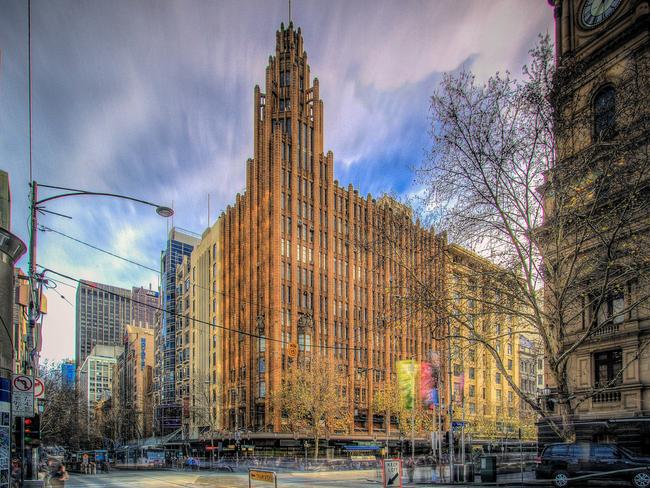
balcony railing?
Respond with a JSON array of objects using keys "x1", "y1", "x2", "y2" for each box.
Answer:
[
  {"x1": 592, "y1": 390, "x2": 621, "y2": 403},
  {"x1": 593, "y1": 323, "x2": 620, "y2": 336}
]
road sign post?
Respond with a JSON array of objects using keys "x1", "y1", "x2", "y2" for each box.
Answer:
[
  {"x1": 248, "y1": 468, "x2": 277, "y2": 488},
  {"x1": 382, "y1": 458, "x2": 403, "y2": 487},
  {"x1": 11, "y1": 374, "x2": 34, "y2": 486},
  {"x1": 11, "y1": 375, "x2": 34, "y2": 418}
]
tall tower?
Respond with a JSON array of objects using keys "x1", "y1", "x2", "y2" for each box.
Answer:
[
  {"x1": 224, "y1": 21, "x2": 329, "y2": 432},
  {"x1": 544, "y1": 0, "x2": 650, "y2": 452},
  {"x1": 75, "y1": 280, "x2": 131, "y2": 368},
  {"x1": 220, "y1": 22, "x2": 444, "y2": 439},
  {"x1": 155, "y1": 227, "x2": 200, "y2": 436}
]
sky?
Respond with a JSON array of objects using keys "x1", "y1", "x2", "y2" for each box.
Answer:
[{"x1": 0, "y1": 0, "x2": 554, "y2": 363}]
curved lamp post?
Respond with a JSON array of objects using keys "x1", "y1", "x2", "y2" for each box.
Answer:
[{"x1": 26, "y1": 181, "x2": 173, "y2": 373}]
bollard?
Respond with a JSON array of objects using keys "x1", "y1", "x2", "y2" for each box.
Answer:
[{"x1": 92, "y1": 463, "x2": 96, "y2": 474}]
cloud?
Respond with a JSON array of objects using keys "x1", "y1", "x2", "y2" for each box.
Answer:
[{"x1": 0, "y1": 0, "x2": 554, "y2": 362}]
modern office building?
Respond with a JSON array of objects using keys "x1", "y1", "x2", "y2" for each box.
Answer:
[
  {"x1": 60, "y1": 360, "x2": 76, "y2": 388},
  {"x1": 154, "y1": 227, "x2": 200, "y2": 436},
  {"x1": 77, "y1": 344, "x2": 124, "y2": 421},
  {"x1": 75, "y1": 280, "x2": 131, "y2": 368}
]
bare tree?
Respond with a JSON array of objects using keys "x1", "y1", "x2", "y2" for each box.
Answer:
[
  {"x1": 276, "y1": 354, "x2": 349, "y2": 460},
  {"x1": 415, "y1": 35, "x2": 650, "y2": 441},
  {"x1": 39, "y1": 362, "x2": 82, "y2": 450},
  {"x1": 372, "y1": 372, "x2": 433, "y2": 443},
  {"x1": 188, "y1": 374, "x2": 220, "y2": 460}
]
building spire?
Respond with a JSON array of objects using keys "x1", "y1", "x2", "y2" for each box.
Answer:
[{"x1": 288, "y1": 0, "x2": 292, "y2": 24}]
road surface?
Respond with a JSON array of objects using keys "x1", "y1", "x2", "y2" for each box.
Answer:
[{"x1": 66, "y1": 469, "x2": 381, "y2": 487}]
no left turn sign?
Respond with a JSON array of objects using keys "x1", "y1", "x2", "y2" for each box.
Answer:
[{"x1": 12, "y1": 375, "x2": 33, "y2": 392}]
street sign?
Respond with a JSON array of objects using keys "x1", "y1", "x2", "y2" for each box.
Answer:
[
  {"x1": 382, "y1": 458, "x2": 403, "y2": 487},
  {"x1": 34, "y1": 378, "x2": 45, "y2": 399},
  {"x1": 286, "y1": 343, "x2": 298, "y2": 359},
  {"x1": 11, "y1": 375, "x2": 34, "y2": 418},
  {"x1": 249, "y1": 468, "x2": 277, "y2": 487}
]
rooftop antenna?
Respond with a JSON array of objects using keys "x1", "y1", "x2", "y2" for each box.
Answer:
[{"x1": 289, "y1": 0, "x2": 292, "y2": 23}]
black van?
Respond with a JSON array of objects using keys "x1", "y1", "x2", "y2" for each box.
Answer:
[{"x1": 536, "y1": 442, "x2": 650, "y2": 487}]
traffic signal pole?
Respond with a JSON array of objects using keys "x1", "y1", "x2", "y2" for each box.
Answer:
[{"x1": 20, "y1": 418, "x2": 25, "y2": 486}]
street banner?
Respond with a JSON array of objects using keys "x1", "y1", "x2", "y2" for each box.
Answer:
[
  {"x1": 419, "y1": 362, "x2": 433, "y2": 408},
  {"x1": 397, "y1": 360, "x2": 416, "y2": 411}
]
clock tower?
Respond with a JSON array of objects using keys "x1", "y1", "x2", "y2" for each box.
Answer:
[{"x1": 542, "y1": 0, "x2": 650, "y2": 453}]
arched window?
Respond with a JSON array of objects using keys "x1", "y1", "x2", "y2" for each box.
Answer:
[{"x1": 593, "y1": 86, "x2": 616, "y2": 140}]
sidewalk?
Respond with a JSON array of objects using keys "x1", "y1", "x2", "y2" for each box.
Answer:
[{"x1": 395, "y1": 470, "x2": 543, "y2": 487}]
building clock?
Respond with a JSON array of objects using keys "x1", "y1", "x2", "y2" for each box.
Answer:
[{"x1": 581, "y1": 0, "x2": 622, "y2": 28}]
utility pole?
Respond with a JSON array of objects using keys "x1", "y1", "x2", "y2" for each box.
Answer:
[
  {"x1": 447, "y1": 317, "x2": 454, "y2": 483},
  {"x1": 411, "y1": 357, "x2": 415, "y2": 460}
]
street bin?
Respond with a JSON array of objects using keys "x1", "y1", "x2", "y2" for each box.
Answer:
[
  {"x1": 452, "y1": 463, "x2": 475, "y2": 482},
  {"x1": 480, "y1": 455, "x2": 497, "y2": 483}
]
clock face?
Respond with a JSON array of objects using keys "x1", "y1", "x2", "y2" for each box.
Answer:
[{"x1": 581, "y1": 0, "x2": 623, "y2": 28}]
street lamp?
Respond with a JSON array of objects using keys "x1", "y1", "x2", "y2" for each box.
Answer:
[{"x1": 26, "y1": 181, "x2": 173, "y2": 374}]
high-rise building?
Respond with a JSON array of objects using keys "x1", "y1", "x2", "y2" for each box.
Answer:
[
  {"x1": 542, "y1": 0, "x2": 650, "y2": 453},
  {"x1": 113, "y1": 325, "x2": 154, "y2": 441},
  {"x1": 175, "y1": 222, "x2": 223, "y2": 439},
  {"x1": 60, "y1": 360, "x2": 76, "y2": 388},
  {"x1": 75, "y1": 280, "x2": 131, "y2": 368},
  {"x1": 154, "y1": 227, "x2": 200, "y2": 436},
  {"x1": 131, "y1": 286, "x2": 160, "y2": 329},
  {"x1": 77, "y1": 344, "x2": 124, "y2": 434},
  {"x1": 204, "y1": 22, "x2": 446, "y2": 441}
]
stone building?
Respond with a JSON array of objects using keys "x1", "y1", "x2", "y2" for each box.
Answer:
[
  {"x1": 175, "y1": 23, "x2": 448, "y2": 445},
  {"x1": 447, "y1": 244, "x2": 538, "y2": 442},
  {"x1": 174, "y1": 221, "x2": 222, "y2": 440},
  {"x1": 113, "y1": 325, "x2": 154, "y2": 441},
  {"x1": 541, "y1": 0, "x2": 650, "y2": 452}
]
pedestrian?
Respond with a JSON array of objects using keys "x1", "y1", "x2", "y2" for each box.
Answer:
[
  {"x1": 10, "y1": 459, "x2": 21, "y2": 488},
  {"x1": 50, "y1": 464, "x2": 69, "y2": 487},
  {"x1": 406, "y1": 456, "x2": 415, "y2": 483}
]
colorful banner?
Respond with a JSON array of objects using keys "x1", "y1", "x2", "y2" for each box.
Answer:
[
  {"x1": 397, "y1": 360, "x2": 416, "y2": 411},
  {"x1": 397, "y1": 357, "x2": 446, "y2": 410}
]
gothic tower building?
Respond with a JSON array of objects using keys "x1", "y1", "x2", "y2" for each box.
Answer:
[{"x1": 217, "y1": 22, "x2": 446, "y2": 441}]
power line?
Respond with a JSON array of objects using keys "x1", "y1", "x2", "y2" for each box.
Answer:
[
  {"x1": 38, "y1": 225, "x2": 437, "y2": 340},
  {"x1": 39, "y1": 225, "x2": 159, "y2": 274},
  {"x1": 38, "y1": 266, "x2": 366, "y2": 354},
  {"x1": 39, "y1": 225, "x2": 340, "y2": 321}
]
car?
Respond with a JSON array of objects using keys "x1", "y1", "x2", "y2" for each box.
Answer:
[{"x1": 536, "y1": 442, "x2": 650, "y2": 488}]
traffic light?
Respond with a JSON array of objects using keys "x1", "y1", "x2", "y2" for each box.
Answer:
[{"x1": 24, "y1": 415, "x2": 41, "y2": 445}]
